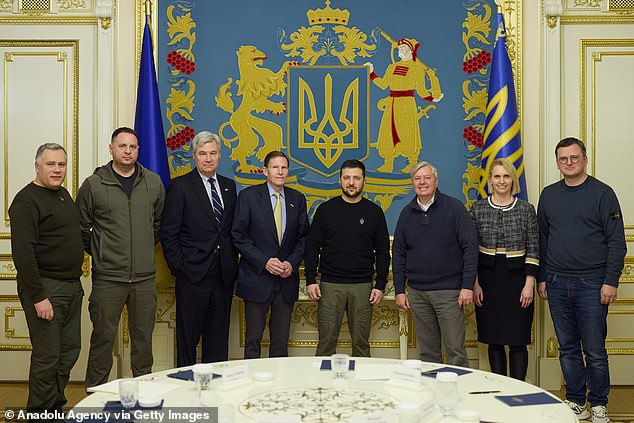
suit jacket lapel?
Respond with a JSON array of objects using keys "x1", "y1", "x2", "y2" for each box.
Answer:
[
  {"x1": 281, "y1": 188, "x2": 296, "y2": 246},
  {"x1": 217, "y1": 176, "x2": 233, "y2": 230},
  {"x1": 258, "y1": 183, "x2": 279, "y2": 244},
  {"x1": 189, "y1": 170, "x2": 215, "y2": 222}
]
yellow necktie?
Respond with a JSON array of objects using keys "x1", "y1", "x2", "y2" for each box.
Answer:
[{"x1": 274, "y1": 192, "x2": 283, "y2": 245}]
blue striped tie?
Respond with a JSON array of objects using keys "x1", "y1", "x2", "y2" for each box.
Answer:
[{"x1": 208, "y1": 178, "x2": 223, "y2": 227}]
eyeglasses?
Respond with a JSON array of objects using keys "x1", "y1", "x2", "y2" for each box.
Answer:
[{"x1": 557, "y1": 155, "x2": 584, "y2": 164}]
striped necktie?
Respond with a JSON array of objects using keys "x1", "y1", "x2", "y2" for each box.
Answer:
[{"x1": 208, "y1": 178, "x2": 224, "y2": 227}]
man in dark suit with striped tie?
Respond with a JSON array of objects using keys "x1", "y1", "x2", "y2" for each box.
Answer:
[{"x1": 160, "y1": 131, "x2": 238, "y2": 366}]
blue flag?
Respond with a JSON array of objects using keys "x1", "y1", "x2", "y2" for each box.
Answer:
[
  {"x1": 135, "y1": 15, "x2": 170, "y2": 187},
  {"x1": 478, "y1": 10, "x2": 527, "y2": 200}
]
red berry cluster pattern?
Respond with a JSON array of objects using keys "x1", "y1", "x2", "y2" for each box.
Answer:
[
  {"x1": 167, "y1": 51, "x2": 196, "y2": 75},
  {"x1": 463, "y1": 126, "x2": 484, "y2": 148},
  {"x1": 462, "y1": 51, "x2": 491, "y2": 74},
  {"x1": 166, "y1": 126, "x2": 194, "y2": 150}
]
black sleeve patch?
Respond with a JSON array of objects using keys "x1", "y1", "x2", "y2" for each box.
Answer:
[{"x1": 611, "y1": 211, "x2": 622, "y2": 220}]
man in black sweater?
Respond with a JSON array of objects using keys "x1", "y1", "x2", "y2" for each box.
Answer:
[
  {"x1": 392, "y1": 161, "x2": 477, "y2": 367},
  {"x1": 305, "y1": 160, "x2": 390, "y2": 357},
  {"x1": 537, "y1": 137, "x2": 626, "y2": 423},
  {"x1": 9, "y1": 143, "x2": 84, "y2": 420}
]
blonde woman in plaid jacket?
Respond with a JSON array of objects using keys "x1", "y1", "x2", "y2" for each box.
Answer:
[{"x1": 470, "y1": 158, "x2": 539, "y2": 381}]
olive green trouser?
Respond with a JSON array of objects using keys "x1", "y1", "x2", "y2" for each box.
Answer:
[
  {"x1": 18, "y1": 277, "x2": 83, "y2": 413},
  {"x1": 315, "y1": 281, "x2": 373, "y2": 357},
  {"x1": 85, "y1": 278, "x2": 157, "y2": 388}
]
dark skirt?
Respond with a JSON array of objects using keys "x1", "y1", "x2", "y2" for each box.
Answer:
[{"x1": 475, "y1": 255, "x2": 533, "y2": 345}]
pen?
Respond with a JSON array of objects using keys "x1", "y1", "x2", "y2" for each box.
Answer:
[{"x1": 469, "y1": 390, "x2": 501, "y2": 394}]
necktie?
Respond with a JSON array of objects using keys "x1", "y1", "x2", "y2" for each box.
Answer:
[
  {"x1": 273, "y1": 192, "x2": 283, "y2": 245},
  {"x1": 208, "y1": 178, "x2": 224, "y2": 227}
]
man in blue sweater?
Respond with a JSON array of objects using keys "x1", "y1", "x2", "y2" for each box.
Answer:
[
  {"x1": 393, "y1": 161, "x2": 477, "y2": 367},
  {"x1": 537, "y1": 137, "x2": 626, "y2": 423}
]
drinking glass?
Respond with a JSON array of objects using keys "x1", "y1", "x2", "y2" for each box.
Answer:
[
  {"x1": 193, "y1": 363, "x2": 214, "y2": 403},
  {"x1": 331, "y1": 353, "x2": 350, "y2": 379},
  {"x1": 436, "y1": 371, "x2": 459, "y2": 417},
  {"x1": 119, "y1": 379, "x2": 138, "y2": 409}
]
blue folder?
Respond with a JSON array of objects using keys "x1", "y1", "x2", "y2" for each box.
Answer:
[
  {"x1": 167, "y1": 369, "x2": 222, "y2": 381},
  {"x1": 495, "y1": 392, "x2": 561, "y2": 406},
  {"x1": 320, "y1": 359, "x2": 356, "y2": 371},
  {"x1": 421, "y1": 366, "x2": 473, "y2": 377}
]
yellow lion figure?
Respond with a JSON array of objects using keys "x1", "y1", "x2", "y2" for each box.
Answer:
[{"x1": 216, "y1": 46, "x2": 295, "y2": 173}]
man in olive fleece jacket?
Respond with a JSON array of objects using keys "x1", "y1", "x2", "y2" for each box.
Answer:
[
  {"x1": 76, "y1": 127, "x2": 164, "y2": 388},
  {"x1": 10, "y1": 143, "x2": 84, "y2": 419}
]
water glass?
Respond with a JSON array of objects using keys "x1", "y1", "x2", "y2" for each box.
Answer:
[
  {"x1": 436, "y1": 371, "x2": 459, "y2": 417},
  {"x1": 331, "y1": 353, "x2": 350, "y2": 379},
  {"x1": 193, "y1": 363, "x2": 214, "y2": 391},
  {"x1": 119, "y1": 379, "x2": 139, "y2": 409}
]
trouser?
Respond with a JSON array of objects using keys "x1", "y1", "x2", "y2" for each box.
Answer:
[
  {"x1": 176, "y1": 263, "x2": 233, "y2": 366},
  {"x1": 546, "y1": 273, "x2": 610, "y2": 407},
  {"x1": 85, "y1": 278, "x2": 157, "y2": 388},
  {"x1": 18, "y1": 277, "x2": 83, "y2": 417},
  {"x1": 408, "y1": 287, "x2": 469, "y2": 367},
  {"x1": 243, "y1": 281, "x2": 294, "y2": 359},
  {"x1": 315, "y1": 281, "x2": 373, "y2": 357}
]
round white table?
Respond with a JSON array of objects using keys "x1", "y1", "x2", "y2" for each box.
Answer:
[{"x1": 76, "y1": 357, "x2": 575, "y2": 422}]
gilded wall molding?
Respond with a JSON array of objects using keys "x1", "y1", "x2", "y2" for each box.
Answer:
[
  {"x1": 579, "y1": 40, "x2": 634, "y2": 233},
  {"x1": 4, "y1": 305, "x2": 28, "y2": 338},
  {"x1": 0, "y1": 253, "x2": 16, "y2": 279},
  {"x1": 0, "y1": 40, "x2": 79, "y2": 239},
  {"x1": 561, "y1": 14, "x2": 634, "y2": 23},
  {"x1": 625, "y1": 258, "x2": 634, "y2": 283},
  {"x1": 545, "y1": 0, "x2": 564, "y2": 29},
  {"x1": 57, "y1": 0, "x2": 88, "y2": 9},
  {"x1": 589, "y1": 47, "x2": 634, "y2": 173},
  {"x1": 238, "y1": 299, "x2": 416, "y2": 350},
  {"x1": 0, "y1": 16, "x2": 97, "y2": 24},
  {"x1": 606, "y1": 350, "x2": 634, "y2": 357},
  {"x1": 135, "y1": 0, "x2": 157, "y2": 86},
  {"x1": 1, "y1": 295, "x2": 32, "y2": 351},
  {"x1": 569, "y1": 0, "x2": 602, "y2": 9}
]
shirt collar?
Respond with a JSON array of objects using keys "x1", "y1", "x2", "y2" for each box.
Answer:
[
  {"x1": 417, "y1": 195, "x2": 435, "y2": 211},
  {"x1": 197, "y1": 168, "x2": 217, "y2": 184},
  {"x1": 266, "y1": 182, "x2": 285, "y2": 198}
]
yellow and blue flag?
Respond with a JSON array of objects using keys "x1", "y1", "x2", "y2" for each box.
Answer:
[
  {"x1": 479, "y1": 10, "x2": 527, "y2": 200},
  {"x1": 135, "y1": 16, "x2": 170, "y2": 187}
]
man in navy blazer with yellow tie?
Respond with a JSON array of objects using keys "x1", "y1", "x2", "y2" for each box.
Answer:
[
  {"x1": 232, "y1": 151, "x2": 309, "y2": 358},
  {"x1": 160, "y1": 132, "x2": 238, "y2": 366}
]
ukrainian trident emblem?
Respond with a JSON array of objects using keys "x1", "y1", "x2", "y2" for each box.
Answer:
[{"x1": 288, "y1": 66, "x2": 369, "y2": 177}]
